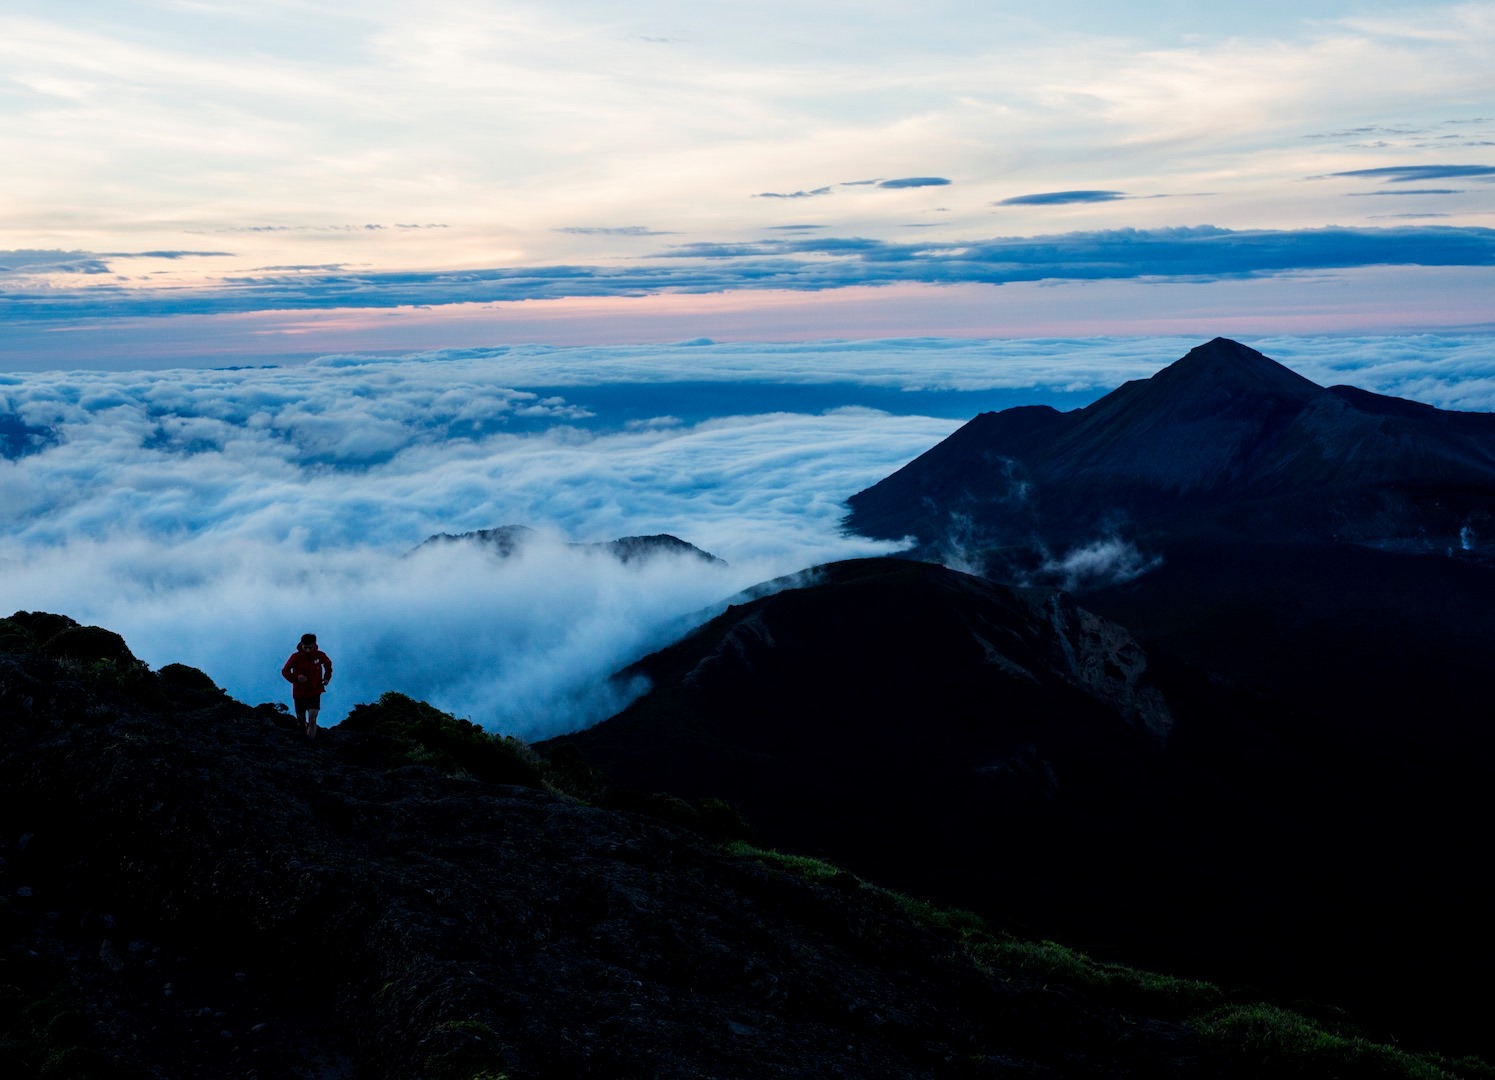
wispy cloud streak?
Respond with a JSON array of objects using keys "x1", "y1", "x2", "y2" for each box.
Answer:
[{"x1": 6, "y1": 225, "x2": 1495, "y2": 323}]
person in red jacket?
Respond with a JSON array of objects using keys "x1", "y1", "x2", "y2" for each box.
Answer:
[{"x1": 282, "y1": 632, "x2": 333, "y2": 739}]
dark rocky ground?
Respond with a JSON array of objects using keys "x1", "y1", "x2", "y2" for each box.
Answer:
[
  {"x1": 0, "y1": 617, "x2": 1238, "y2": 1080},
  {"x1": 542, "y1": 557, "x2": 1495, "y2": 1062}
]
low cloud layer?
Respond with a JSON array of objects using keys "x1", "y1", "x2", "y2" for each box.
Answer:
[
  {"x1": 0, "y1": 347, "x2": 967, "y2": 734},
  {"x1": 6, "y1": 334, "x2": 1495, "y2": 736}
]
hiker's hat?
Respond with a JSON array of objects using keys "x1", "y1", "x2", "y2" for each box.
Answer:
[{"x1": 300, "y1": 632, "x2": 317, "y2": 646}]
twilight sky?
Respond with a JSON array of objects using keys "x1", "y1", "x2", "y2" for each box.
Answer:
[
  {"x1": 3, "y1": 0, "x2": 1494, "y2": 368},
  {"x1": 4, "y1": 3, "x2": 1495, "y2": 733}
]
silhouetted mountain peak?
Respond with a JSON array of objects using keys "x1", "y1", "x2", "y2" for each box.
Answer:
[
  {"x1": 1075, "y1": 338, "x2": 1321, "y2": 443},
  {"x1": 847, "y1": 338, "x2": 1495, "y2": 560},
  {"x1": 1149, "y1": 337, "x2": 1321, "y2": 401}
]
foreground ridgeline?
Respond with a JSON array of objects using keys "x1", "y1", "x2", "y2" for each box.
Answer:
[{"x1": 3, "y1": 609, "x2": 1487, "y2": 1079}]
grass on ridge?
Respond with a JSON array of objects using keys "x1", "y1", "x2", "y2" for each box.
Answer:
[
  {"x1": 722, "y1": 841, "x2": 1490, "y2": 1080},
  {"x1": 1192, "y1": 1003, "x2": 1495, "y2": 1080}
]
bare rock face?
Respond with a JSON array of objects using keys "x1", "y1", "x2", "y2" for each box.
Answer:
[{"x1": 1035, "y1": 591, "x2": 1173, "y2": 745}]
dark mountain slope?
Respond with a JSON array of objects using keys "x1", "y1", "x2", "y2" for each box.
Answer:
[
  {"x1": 543, "y1": 558, "x2": 1495, "y2": 1059},
  {"x1": 0, "y1": 613, "x2": 1242, "y2": 1079},
  {"x1": 544, "y1": 559, "x2": 1198, "y2": 945},
  {"x1": 846, "y1": 337, "x2": 1495, "y2": 557},
  {"x1": 547, "y1": 565, "x2": 1285, "y2": 965}
]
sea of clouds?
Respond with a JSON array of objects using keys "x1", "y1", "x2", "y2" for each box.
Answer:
[{"x1": 3, "y1": 334, "x2": 1494, "y2": 737}]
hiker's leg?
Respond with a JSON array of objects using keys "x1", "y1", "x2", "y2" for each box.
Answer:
[{"x1": 304, "y1": 693, "x2": 323, "y2": 738}]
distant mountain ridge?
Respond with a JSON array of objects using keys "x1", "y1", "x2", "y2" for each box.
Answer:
[
  {"x1": 416, "y1": 524, "x2": 724, "y2": 564},
  {"x1": 846, "y1": 337, "x2": 1495, "y2": 563}
]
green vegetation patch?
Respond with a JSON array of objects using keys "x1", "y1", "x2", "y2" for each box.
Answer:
[
  {"x1": 157, "y1": 662, "x2": 221, "y2": 694},
  {"x1": 0, "y1": 957, "x2": 134, "y2": 1080},
  {"x1": 723, "y1": 841, "x2": 860, "y2": 889},
  {"x1": 721, "y1": 839, "x2": 1493, "y2": 1080},
  {"x1": 723, "y1": 841, "x2": 1233, "y2": 1017},
  {"x1": 422, "y1": 1019, "x2": 509, "y2": 1080},
  {"x1": 2, "y1": 611, "x2": 78, "y2": 651},
  {"x1": 340, "y1": 692, "x2": 570, "y2": 793},
  {"x1": 39, "y1": 625, "x2": 140, "y2": 667},
  {"x1": 969, "y1": 938, "x2": 1222, "y2": 1015},
  {"x1": 1192, "y1": 1003, "x2": 1494, "y2": 1080}
]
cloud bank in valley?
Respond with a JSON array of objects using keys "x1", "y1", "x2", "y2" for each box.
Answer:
[
  {"x1": 5, "y1": 334, "x2": 1495, "y2": 736},
  {"x1": 0, "y1": 345, "x2": 970, "y2": 734}
]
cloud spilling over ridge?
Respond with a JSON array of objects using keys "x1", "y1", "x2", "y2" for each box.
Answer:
[
  {"x1": 7, "y1": 225, "x2": 1495, "y2": 323},
  {"x1": 6, "y1": 335, "x2": 1495, "y2": 735},
  {"x1": 0, "y1": 348, "x2": 965, "y2": 733},
  {"x1": 1, "y1": 534, "x2": 806, "y2": 739}
]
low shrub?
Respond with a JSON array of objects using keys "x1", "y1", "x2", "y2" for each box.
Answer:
[
  {"x1": 968, "y1": 938, "x2": 1223, "y2": 1015},
  {"x1": 1191, "y1": 1002, "x2": 1485, "y2": 1079},
  {"x1": 157, "y1": 663, "x2": 221, "y2": 694},
  {"x1": 39, "y1": 626, "x2": 140, "y2": 667},
  {"x1": 339, "y1": 692, "x2": 552, "y2": 790},
  {"x1": 5, "y1": 611, "x2": 78, "y2": 647}
]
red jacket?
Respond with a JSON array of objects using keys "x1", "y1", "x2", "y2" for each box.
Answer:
[{"x1": 282, "y1": 647, "x2": 332, "y2": 698}]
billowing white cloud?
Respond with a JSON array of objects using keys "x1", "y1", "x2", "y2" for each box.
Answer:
[
  {"x1": 0, "y1": 345, "x2": 967, "y2": 733},
  {"x1": 1, "y1": 533, "x2": 818, "y2": 739},
  {"x1": 5, "y1": 333, "x2": 1495, "y2": 737}
]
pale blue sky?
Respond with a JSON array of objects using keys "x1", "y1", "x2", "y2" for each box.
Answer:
[{"x1": 2, "y1": 1, "x2": 1493, "y2": 366}]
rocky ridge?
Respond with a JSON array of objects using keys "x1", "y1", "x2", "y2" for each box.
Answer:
[{"x1": 0, "y1": 610, "x2": 1236, "y2": 1079}]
